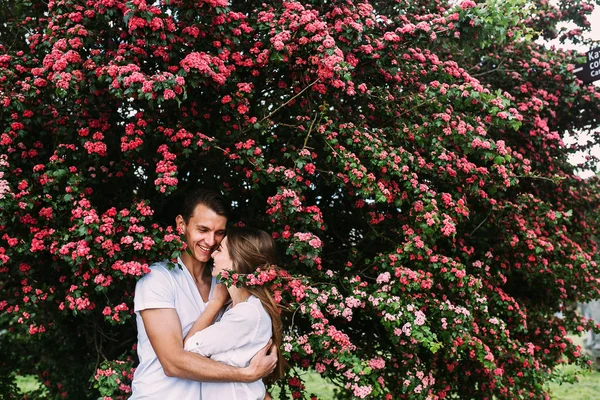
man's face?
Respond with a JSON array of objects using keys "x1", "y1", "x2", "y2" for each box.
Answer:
[{"x1": 177, "y1": 203, "x2": 227, "y2": 263}]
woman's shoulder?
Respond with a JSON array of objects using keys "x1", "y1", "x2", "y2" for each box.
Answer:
[
  {"x1": 247, "y1": 296, "x2": 272, "y2": 323},
  {"x1": 246, "y1": 295, "x2": 267, "y2": 309},
  {"x1": 227, "y1": 296, "x2": 268, "y2": 321}
]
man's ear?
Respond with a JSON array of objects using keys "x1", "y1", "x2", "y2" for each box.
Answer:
[{"x1": 175, "y1": 214, "x2": 185, "y2": 232}]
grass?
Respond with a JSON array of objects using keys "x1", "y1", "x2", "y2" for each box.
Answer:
[
  {"x1": 302, "y1": 371, "x2": 339, "y2": 398},
  {"x1": 15, "y1": 375, "x2": 41, "y2": 392},
  {"x1": 546, "y1": 334, "x2": 600, "y2": 400},
  {"x1": 16, "y1": 336, "x2": 600, "y2": 399},
  {"x1": 547, "y1": 363, "x2": 600, "y2": 400},
  {"x1": 270, "y1": 369, "x2": 339, "y2": 399}
]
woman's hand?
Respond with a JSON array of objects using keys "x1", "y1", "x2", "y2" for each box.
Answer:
[{"x1": 210, "y1": 282, "x2": 230, "y2": 308}]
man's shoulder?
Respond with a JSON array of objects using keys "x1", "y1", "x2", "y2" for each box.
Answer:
[
  {"x1": 134, "y1": 260, "x2": 182, "y2": 300},
  {"x1": 149, "y1": 259, "x2": 179, "y2": 271},
  {"x1": 139, "y1": 260, "x2": 182, "y2": 281}
]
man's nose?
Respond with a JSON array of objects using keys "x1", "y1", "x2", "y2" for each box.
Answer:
[{"x1": 204, "y1": 233, "x2": 215, "y2": 246}]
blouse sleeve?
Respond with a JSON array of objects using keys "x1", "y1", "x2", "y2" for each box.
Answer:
[{"x1": 183, "y1": 302, "x2": 262, "y2": 357}]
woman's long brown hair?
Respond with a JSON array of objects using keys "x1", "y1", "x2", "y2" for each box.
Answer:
[{"x1": 226, "y1": 227, "x2": 285, "y2": 381}]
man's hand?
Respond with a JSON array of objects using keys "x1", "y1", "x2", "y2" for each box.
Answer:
[{"x1": 245, "y1": 339, "x2": 278, "y2": 382}]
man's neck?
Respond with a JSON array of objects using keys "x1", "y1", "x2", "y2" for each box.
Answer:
[{"x1": 180, "y1": 252, "x2": 209, "y2": 282}]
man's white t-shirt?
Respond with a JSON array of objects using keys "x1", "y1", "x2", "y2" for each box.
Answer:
[
  {"x1": 184, "y1": 295, "x2": 272, "y2": 400},
  {"x1": 130, "y1": 258, "x2": 217, "y2": 400}
]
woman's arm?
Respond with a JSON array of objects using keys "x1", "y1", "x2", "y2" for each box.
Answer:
[
  {"x1": 183, "y1": 300, "x2": 223, "y2": 343},
  {"x1": 141, "y1": 307, "x2": 276, "y2": 382},
  {"x1": 184, "y1": 281, "x2": 230, "y2": 343},
  {"x1": 184, "y1": 302, "x2": 265, "y2": 357}
]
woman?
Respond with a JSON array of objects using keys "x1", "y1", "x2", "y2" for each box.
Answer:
[{"x1": 183, "y1": 227, "x2": 285, "y2": 399}]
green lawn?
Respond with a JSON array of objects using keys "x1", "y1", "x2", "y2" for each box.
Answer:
[
  {"x1": 15, "y1": 375, "x2": 42, "y2": 392},
  {"x1": 270, "y1": 369, "x2": 339, "y2": 399},
  {"x1": 16, "y1": 336, "x2": 600, "y2": 399},
  {"x1": 547, "y1": 363, "x2": 600, "y2": 400},
  {"x1": 546, "y1": 334, "x2": 600, "y2": 400}
]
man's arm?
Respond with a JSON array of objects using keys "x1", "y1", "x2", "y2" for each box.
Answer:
[{"x1": 141, "y1": 308, "x2": 277, "y2": 383}]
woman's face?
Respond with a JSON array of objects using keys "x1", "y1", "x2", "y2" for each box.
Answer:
[{"x1": 211, "y1": 237, "x2": 234, "y2": 278}]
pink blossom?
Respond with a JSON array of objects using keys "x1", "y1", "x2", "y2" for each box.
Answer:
[
  {"x1": 163, "y1": 89, "x2": 176, "y2": 100},
  {"x1": 376, "y1": 272, "x2": 391, "y2": 284},
  {"x1": 460, "y1": 0, "x2": 477, "y2": 10}
]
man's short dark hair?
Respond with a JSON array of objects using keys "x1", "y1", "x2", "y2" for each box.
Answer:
[{"x1": 181, "y1": 189, "x2": 230, "y2": 223}]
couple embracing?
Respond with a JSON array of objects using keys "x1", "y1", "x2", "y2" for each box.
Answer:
[{"x1": 130, "y1": 189, "x2": 284, "y2": 399}]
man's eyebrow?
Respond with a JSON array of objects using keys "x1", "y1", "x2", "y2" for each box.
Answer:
[{"x1": 194, "y1": 225, "x2": 226, "y2": 232}]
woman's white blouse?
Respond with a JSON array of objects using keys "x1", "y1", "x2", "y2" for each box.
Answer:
[{"x1": 184, "y1": 295, "x2": 272, "y2": 400}]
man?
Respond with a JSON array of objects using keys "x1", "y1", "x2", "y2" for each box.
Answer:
[{"x1": 130, "y1": 189, "x2": 277, "y2": 399}]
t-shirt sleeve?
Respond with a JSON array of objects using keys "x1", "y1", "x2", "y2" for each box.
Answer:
[
  {"x1": 134, "y1": 266, "x2": 175, "y2": 312},
  {"x1": 183, "y1": 303, "x2": 262, "y2": 357}
]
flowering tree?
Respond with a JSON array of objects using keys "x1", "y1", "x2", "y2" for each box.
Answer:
[{"x1": 2, "y1": 0, "x2": 600, "y2": 398}]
